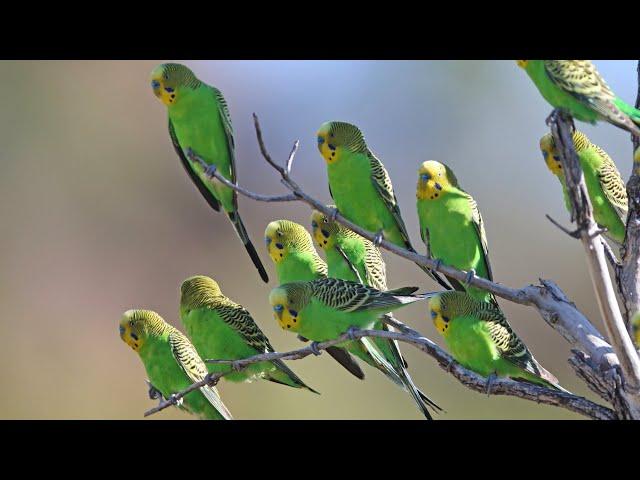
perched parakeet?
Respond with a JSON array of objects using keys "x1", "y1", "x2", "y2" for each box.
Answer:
[
  {"x1": 150, "y1": 63, "x2": 268, "y2": 283},
  {"x1": 119, "y1": 309, "x2": 233, "y2": 420},
  {"x1": 179, "y1": 275, "x2": 318, "y2": 393},
  {"x1": 540, "y1": 130, "x2": 628, "y2": 246},
  {"x1": 310, "y1": 208, "x2": 440, "y2": 418},
  {"x1": 316, "y1": 121, "x2": 450, "y2": 289},
  {"x1": 428, "y1": 292, "x2": 567, "y2": 391},
  {"x1": 416, "y1": 161, "x2": 495, "y2": 304},
  {"x1": 517, "y1": 60, "x2": 640, "y2": 137},
  {"x1": 264, "y1": 219, "x2": 365, "y2": 379}
]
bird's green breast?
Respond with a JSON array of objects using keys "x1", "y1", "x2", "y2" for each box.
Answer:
[
  {"x1": 326, "y1": 242, "x2": 367, "y2": 285},
  {"x1": 277, "y1": 252, "x2": 323, "y2": 284},
  {"x1": 443, "y1": 315, "x2": 500, "y2": 377},
  {"x1": 418, "y1": 194, "x2": 487, "y2": 278},
  {"x1": 327, "y1": 152, "x2": 383, "y2": 232},
  {"x1": 168, "y1": 87, "x2": 235, "y2": 211}
]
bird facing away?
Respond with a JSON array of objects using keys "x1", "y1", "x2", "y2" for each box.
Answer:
[
  {"x1": 517, "y1": 60, "x2": 640, "y2": 137},
  {"x1": 428, "y1": 292, "x2": 567, "y2": 392},
  {"x1": 540, "y1": 130, "x2": 628, "y2": 247},
  {"x1": 416, "y1": 160, "x2": 496, "y2": 304},
  {"x1": 316, "y1": 121, "x2": 450, "y2": 289},
  {"x1": 179, "y1": 275, "x2": 318, "y2": 394},
  {"x1": 150, "y1": 62, "x2": 268, "y2": 283},
  {"x1": 264, "y1": 219, "x2": 365, "y2": 380},
  {"x1": 310, "y1": 208, "x2": 441, "y2": 418},
  {"x1": 119, "y1": 309, "x2": 233, "y2": 420}
]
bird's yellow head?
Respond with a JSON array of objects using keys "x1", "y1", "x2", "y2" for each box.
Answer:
[
  {"x1": 427, "y1": 294, "x2": 452, "y2": 336},
  {"x1": 150, "y1": 63, "x2": 199, "y2": 107},
  {"x1": 316, "y1": 121, "x2": 367, "y2": 165},
  {"x1": 310, "y1": 208, "x2": 339, "y2": 251},
  {"x1": 540, "y1": 130, "x2": 590, "y2": 177},
  {"x1": 416, "y1": 160, "x2": 458, "y2": 201},
  {"x1": 180, "y1": 275, "x2": 222, "y2": 311},
  {"x1": 516, "y1": 60, "x2": 529, "y2": 69},
  {"x1": 119, "y1": 309, "x2": 165, "y2": 353},
  {"x1": 269, "y1": 285, "x2": 305, "y2": 332},
  {"x1": 264, "y1": 219, "x2": 315, "y2": 265},
  {"x1": 539, "y1": 133, "x2": 564, "y2": 177}
]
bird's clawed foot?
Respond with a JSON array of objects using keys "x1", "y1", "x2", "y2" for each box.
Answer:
[
  {"x1": 464, "y1": 269, "x2": 476, "y2": 288},
  {"x1": 346, "y1": 326, "x2": 359, "y2": 341},
  {"x1": 204, "y1": 164, "x2": 218, "y2": 179},
  {"x1": 309, "y1": 341, "x2": 322, "y2": 356},
  {"x1": 168, "y1": 393, "x2": 184, "y2": 407},
  {"x1": 146, "y1": 380, "x2": 164, "y2": 404},
  {"x1": 446, "y1": 358, "x2": 456, "y2": 373},
  {"x1": 545, "y1": 109, "x2": 559, "y2": 127},
  {"x1": 432, "y1": 258, "x2": 443, "y2": 273},
  {"x1": 373, "y1": 230, "x2": 385, "y2": 246},
  {"x1": 329, "y1": 207, "x2": 340, "y2": 222},
  {"x1": 485, "y1": 373, "x2": 497, "y2": 396}
]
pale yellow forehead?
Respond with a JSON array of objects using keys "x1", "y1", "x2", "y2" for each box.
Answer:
[
  {"x1": 265, "y1": 221, "x2": 281, "y2": 237},
  {"x1": 419, "y1": 160, "x2": 446, "y2": 176},
  {"x1": 269, "y1": 288, "x2": 288, "y2": 305},
  {"x1": 539, "y1": 134, "x2": 555, "y2": 152}
]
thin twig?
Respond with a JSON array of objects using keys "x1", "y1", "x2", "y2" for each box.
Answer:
[{"x1": 145, "y1": 326, "x2": 614, "y2": 420}]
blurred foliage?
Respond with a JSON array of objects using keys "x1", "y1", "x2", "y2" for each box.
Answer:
[{"x1": 0, "y1": 60, "x2": 637, "y2": 419}]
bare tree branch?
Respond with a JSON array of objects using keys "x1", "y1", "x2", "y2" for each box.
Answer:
[
  {"x1": 144, "y1": 324, "x2": 614, "y2": 420},
  {"x1": 548, "y1": 110, "x2": 640, "y2": 417}
]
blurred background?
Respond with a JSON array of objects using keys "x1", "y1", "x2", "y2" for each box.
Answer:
[{"x1": 0, "y1": 60, "x2": 637, "y2": 419}]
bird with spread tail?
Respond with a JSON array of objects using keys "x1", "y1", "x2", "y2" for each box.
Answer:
[{"x1": 150, "y1": 62, "x2": 268, "y2": 282}]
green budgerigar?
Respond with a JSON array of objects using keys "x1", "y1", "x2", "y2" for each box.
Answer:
[
  {"x1": 179, "y1": 275, "x2": 318, "y2": 393},
  {"x1": 428, "y1": 292, "x2": 567, "y2": 392},
  {"x1": 119, "y1": 309, "x2": 233, "y2": 420},
  {"x1": 416, "y1": 160, "x2": 495, "y2": 304},
  {"x1": 150, "y1": 63, "x2": 268, "y2": 282},
  {"x1": 316, "y1": 121, "x2": 450, "y2": 289},
  {"x1": 270, "y1": 277, "x2": 441, "y2": 418},
  {"x1": 310, "y1": 208, "x2": 440, "y2": 418},
  {"x1": 540, "y1": 130, "x2": 628, "y2": 246},
  {"x1": 517, "y1": 60, "x2": 640, "y2": 137},
  {"x1": 265, "y1": 219, "x2": 365, "y2": 379}
]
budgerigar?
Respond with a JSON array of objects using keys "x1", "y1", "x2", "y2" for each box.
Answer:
[
  {"x1": 316, "y1": 121, "x2": 450, "y2": 289},
  {"x1": 119, "y1": 309, "x2": 233, "y2": 420},
  {"x1": 150, "y1": 62, "x2": 268, "y2": 282},
  {"x1": 270, "y1": 278, "x2": 441, "y2": 419},
  {"x1": 310, "y1": 208, "x2": 440, "y2": 418},
  {"x1": 265, "y1": 219, "x2": 365, "y2": 379},
  {"x1": 416, "y1": 161, "x2": 495, "y2": 304},
  {"x1": 428, "y1": 292, "x2": 568, "y2": 392},
  {"x1": 179, "y1": 275, "x2": 318, "y2": 393},
  {"x1": 540, "y1": 130, "x2": 628, "y2": 246},
  {"x1": 517, "y1": 60, "x2": 640, "y2": 137}
]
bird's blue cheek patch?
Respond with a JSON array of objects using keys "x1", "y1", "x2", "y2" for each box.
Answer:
[
  {"x1": 289, "y1": 310, "x2": 298, "y2": 317},
  {"x1": 311, "y1": 220, "x2": 318, "y2": 229},
  {"x1": 275, "y1": 243, "x2": 284, "y2": 250},
  {"x1": 130, "y1": 332, "x2": 139, "y2": 341},
  {"x1": 328, "y1": 144, "x2": 336, "y2": 151},
  {"x1": 164, "y1": 87, "x2": 174, "y2": 93},
  {"x1": 321, "y1": 229, "x2": 330, "y2": 238}
]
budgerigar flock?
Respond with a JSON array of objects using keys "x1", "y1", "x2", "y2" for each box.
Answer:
[{"x1": 117, "y1": 60, "x2": 638, "y2": 420}]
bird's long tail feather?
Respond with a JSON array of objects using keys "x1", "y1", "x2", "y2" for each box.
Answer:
[{"x1": 227, "y1": 211, "x2": 269, "y2": 283}]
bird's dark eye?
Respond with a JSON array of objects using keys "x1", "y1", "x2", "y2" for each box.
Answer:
[
  {"x1": 289, "y1": 309, "x2": 298, "y2": 317},
  {"x1": 151, "y1": 80, "x2": 160, "y2": 89},
  {"x1": 275, "y1": 243, "x2": 284, "y2": 250},
  {"x1": 129, "y1": 320, "x2": 134, "y2": 326},
  {"x1": 164, "y1": 87, "x2": 174, "y2": 93}
]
